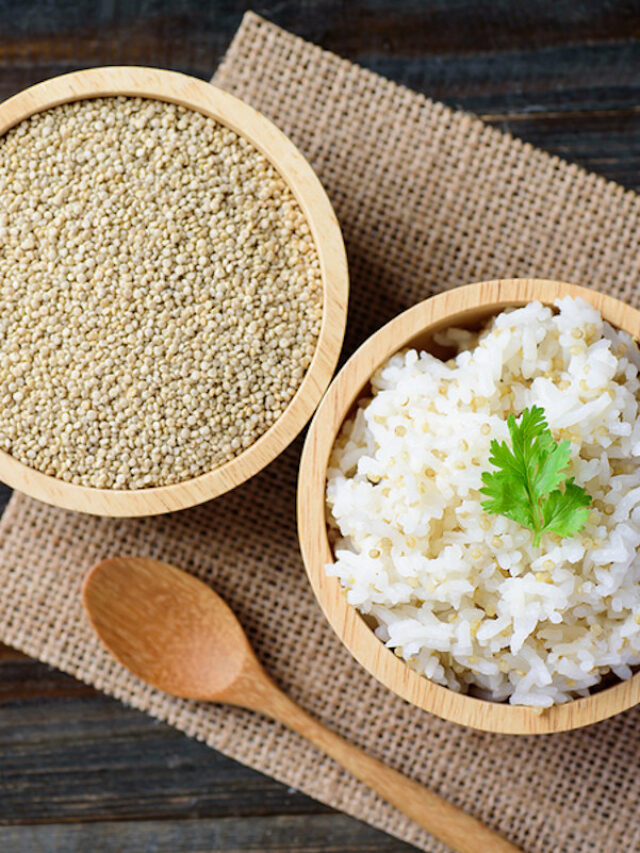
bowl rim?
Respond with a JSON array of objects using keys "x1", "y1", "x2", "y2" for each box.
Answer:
[
  {"x1": 0, "y1": 65, "x2": 348, "y2": 516},
  {"x1": 297, "y1": 278, "x2": 640, "y2": 734}
]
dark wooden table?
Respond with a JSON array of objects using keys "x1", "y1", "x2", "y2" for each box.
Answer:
[{"x1": 1, "y1": 2, "x2": 639, "y2": 850}]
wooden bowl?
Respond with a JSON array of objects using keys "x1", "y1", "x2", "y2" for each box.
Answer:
[
  {"x1": 0, "y1": 66, "x2": 348, "y2": 516},
  {"x1": 298, "y1": 278, "x2": 640, "y2": 734}
]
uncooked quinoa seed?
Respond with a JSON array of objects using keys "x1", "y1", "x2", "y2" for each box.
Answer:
[{"x1": 0, "y1": 97, "x2": 323, "y2": 488}]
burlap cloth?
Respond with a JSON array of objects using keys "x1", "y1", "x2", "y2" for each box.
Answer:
[{"x1": 2, "y1": 12, "x2": 640, "y2": 852}]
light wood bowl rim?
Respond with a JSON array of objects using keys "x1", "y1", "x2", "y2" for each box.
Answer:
[
  {"x1": 298, "y1": 278, "x2": 640, "y2": 734},
  {"x1": 0, "y1": 66, "x2": 348, "y2": 516}
]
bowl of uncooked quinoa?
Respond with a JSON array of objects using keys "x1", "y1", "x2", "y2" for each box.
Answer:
[
  {"x1": 0, "y1": 67, "x2": 348, "y2": 515},
  {"x1": 298, "y1": 278, "x2": 640, "y2": 734}
]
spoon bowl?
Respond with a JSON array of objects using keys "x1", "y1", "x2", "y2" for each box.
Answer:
[
  {"x1": 82, "y1": 556, "x2": 520, "y2": 853},
  {"x1": 83, "y1": 557, "x2": 255, "y2": 700}
]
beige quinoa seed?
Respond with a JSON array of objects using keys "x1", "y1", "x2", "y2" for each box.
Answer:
[{"x1": 0, "y1": 97, "x2": 323, "y2": 489}]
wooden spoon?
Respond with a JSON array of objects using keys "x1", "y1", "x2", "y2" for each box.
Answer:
[{"x1": 82, "y1": 557, "x2": 520, "y2": 853}]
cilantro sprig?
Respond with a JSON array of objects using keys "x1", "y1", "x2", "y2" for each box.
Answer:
[{"x1": 479, "y1": 406, "x2": 592, "y2": 547}]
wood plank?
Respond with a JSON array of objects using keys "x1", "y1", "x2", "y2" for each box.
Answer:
[
  {"x1": 0, "y1": 659, "x2": 328, "y2": 823},
  {"x1": 0, "y1": 0, "x2": 637, "y2": 68},
  {"x1": 0, "y1": 643, "x2": 24, "y2": 661},
  {"x1": 0, "y1": 814, "x2": 410, "y2": 852},
  {"x1": 0, "y1": 657, "x2": 414, "y2": 849}
]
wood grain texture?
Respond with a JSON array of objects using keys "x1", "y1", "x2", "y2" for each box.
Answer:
[
  {"x1": 0, "y1": 815, "x2": 407, "y2": 852},
  {"x1": 1, "y1": 2, "x2": 639, "y2": 851},
  {"x1": 299, "y1": 279, "x2": 640, "y2": 735},
  {"x1": 0, "y1": 654, "x2": 318, "y2": 823},
  {"x1": 0, "y1": 65, "x2": 348, "y2": 517},
  {"x1": 1, "y1": 649, "x2": 416, "y2": 852},
  {"x1": 83, "y1": 557, "x2": 520, "y2": 853}
]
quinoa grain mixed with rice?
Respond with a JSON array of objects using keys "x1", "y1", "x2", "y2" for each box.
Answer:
[
  {"x1": 326, "y1": 298, "x2": 640, "y2": 707},
  {"x1": 0, "y1": 97, "x2": 322, "y2": 488}
]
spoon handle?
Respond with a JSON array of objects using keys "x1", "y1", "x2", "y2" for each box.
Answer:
[{"x1": 250, "y1": 680, "x2": 521, "y2": 853}]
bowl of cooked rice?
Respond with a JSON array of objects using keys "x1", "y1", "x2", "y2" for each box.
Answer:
[{"x1": 298, "y1": 278, "x2": 640, "y2": 733}]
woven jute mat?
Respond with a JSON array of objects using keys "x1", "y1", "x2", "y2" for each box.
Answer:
[{"x1": 2, "y1": 13, "x2": 640, "y2": 852}]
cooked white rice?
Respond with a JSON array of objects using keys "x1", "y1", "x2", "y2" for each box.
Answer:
[{"x1": 325, "y1": 297, "x2": 640, "y2": 707}]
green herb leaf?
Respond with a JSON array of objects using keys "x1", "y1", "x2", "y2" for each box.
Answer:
[
  {"x1": 480, "y1": 405, "x2": 592, "y2": 547},
  {"x1": 540, "y1": 478, "x2": 592, "y2": 541}
]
